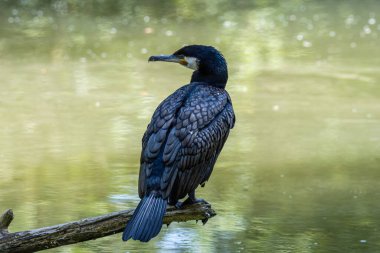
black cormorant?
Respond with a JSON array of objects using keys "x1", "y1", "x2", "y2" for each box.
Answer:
[{"x1": 122, "y1": 45, "x2": 235, "y2": 242}]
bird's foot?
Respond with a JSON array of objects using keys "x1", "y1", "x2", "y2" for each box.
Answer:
[
  {"x1": 189, "y1": 198, "x2": 209, "y2": 205},
  {"x1": 175, "y1": 197, "x2": 209, "y2": 209},
  {"x1": 175, "y1": 201, "x2": 183, "y2": 209}
]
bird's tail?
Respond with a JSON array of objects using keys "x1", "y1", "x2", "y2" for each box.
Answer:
[{"x1": 122, "y1": 192, "x2": 167, "y2": 242}]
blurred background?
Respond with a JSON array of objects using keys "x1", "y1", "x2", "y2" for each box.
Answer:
[{"x1": 0, "y1": 0, "x2": 380, "y2": 252}]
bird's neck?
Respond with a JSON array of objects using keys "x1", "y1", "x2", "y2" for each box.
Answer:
[{"x1": 190, "y1": 70, "x2": 228, "y2": 89}]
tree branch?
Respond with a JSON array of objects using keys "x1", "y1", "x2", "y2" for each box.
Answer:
[
  {"x1": 0, "y1": 204, "x2": 216, "y2": 253},
  {"x1": 0, "y1": 209, "x2": 14, "y2": 236}
]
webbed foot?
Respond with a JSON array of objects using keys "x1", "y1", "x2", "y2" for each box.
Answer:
[
  {"x1": 175, "y1": 201, "x2": 183, "y2": 209},
  {"x1": 175, "y1": 191, "x2": 209, "y2": 209}
]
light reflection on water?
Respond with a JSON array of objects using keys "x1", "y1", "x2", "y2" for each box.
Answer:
[{"x1": 1, "y1": 1, "x2": 380, "y2": 252}]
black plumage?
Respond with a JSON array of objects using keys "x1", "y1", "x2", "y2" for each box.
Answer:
[{"x1": 123, "y1": 45, "x2": 235, "y2": 242}]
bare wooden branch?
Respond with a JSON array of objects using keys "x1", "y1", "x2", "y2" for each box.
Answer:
[
  {"x1": 0, "y1": 209, "x2": 14, "y2": 236},
  {"x1": 0, "y1": 203, "x2": 216, "y2": 253}
]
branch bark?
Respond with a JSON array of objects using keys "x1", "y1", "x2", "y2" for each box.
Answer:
[
  {"x1": 0, "y1": 203, "x2": 216, "y2": 253},
  {"x1": 0, "y1": 209, "x2": 14, "y2": 236}
]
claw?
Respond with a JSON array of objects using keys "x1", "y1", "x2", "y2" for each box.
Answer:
[
  {"x1": 176, "y1": 192, "x2": 209, "y2": 209},
  {"x1": 175, "y1": 201, "x2": 183, "y2": 209}
]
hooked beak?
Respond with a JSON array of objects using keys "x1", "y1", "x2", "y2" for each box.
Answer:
[{"x1": 148, "y1": 54, "x2": 187, "y2": 65}]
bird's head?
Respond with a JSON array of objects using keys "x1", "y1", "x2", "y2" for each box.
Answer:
[{"x1": 148, "y1": 45, "x2": 228, "y2": 88}]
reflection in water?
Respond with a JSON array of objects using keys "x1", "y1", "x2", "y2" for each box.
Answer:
[
  {"x1": 0, "y1": 1, "x2": 380, "y2": 252},
  {"x1": 157, "y1": 227, "x2": 200, "y2": 252}
]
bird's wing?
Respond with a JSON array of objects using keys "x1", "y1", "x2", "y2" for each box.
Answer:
[
  {"x1": 160, "y1": 86, "x2": 235, "y2": 200},
  {"x1": 138, "y1": 84, "x2": 193, "y2": 198},
  {"x1": 199, "y1": 99, "x2": 235, "y2": 184}
]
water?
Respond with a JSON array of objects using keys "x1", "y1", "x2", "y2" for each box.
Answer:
[{"x1": 1, "y1": 1, "x2": 380, "y2": 252}]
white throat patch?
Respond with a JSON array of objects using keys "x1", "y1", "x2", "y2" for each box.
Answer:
[{"x1": 184, "y1": 56, "x2": 199, "y2": 70}]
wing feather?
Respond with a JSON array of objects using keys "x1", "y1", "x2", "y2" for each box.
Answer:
[
  {"x1": 162, "y1": 86, "x2": 235, "y2": 201},
  {"x1": 138, "y1": 83, "x2": 235, "y2": 201},
  {"x1": 138, "y1": 85, "x2": 192, "y2": 198}
]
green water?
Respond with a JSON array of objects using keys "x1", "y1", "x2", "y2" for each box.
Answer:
[{"x1": 1, "y1": 1, "x2": 380, "y2": 252}]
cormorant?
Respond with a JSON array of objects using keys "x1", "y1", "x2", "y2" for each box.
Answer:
[{"x1": 122, "y1": 45, "x2": 235, "y2": 242}]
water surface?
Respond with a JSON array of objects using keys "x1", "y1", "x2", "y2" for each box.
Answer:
[{"x1": 1, "y1": 1, "x2": 380, "y2": 252}]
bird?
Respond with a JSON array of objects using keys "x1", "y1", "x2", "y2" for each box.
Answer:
[{"x1": 122, "y1": 45, "x2": 235, "y2": 242}]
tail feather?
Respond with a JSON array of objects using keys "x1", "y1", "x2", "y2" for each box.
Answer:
[{"x1": 122, "y1": 192, "x2": 167, "y2": 242}]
